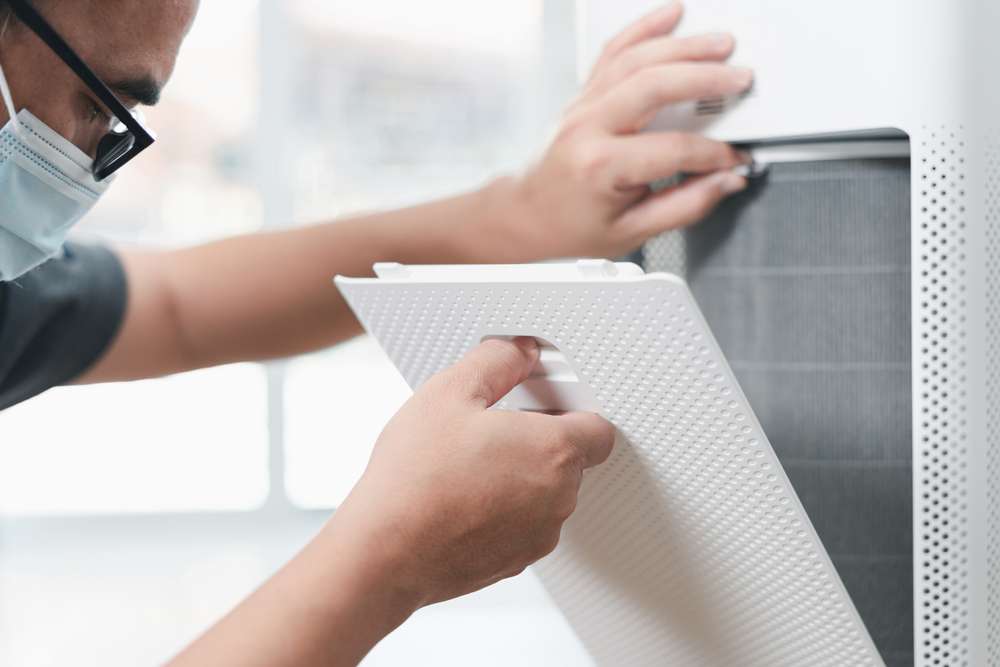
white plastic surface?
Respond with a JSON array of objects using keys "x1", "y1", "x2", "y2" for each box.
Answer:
[
  {"x1": 336, "y1": 261, "x2": 884, "y2": 666},
  {"x1": 578, "y1": 0, "x2": 1000, "y2": 142}
]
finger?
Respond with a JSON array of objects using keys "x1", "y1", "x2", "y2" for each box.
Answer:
[
  {"x1": 557, "y1": 412, "x2": 617, "y2": 469},
  {"x1": 617, "y1": 169, "x2": 747, "y2": 241},
  {"x1": 593, "y1": 2, "x2": 685, "y2": 75},
  {"x1": 590, "y1": 33, "x2": 736, "y2": 98},
  {"x1": 608, "y1": 133, "x2": 747, "y2": 190},
  {"x1": 597, "y1": 63, "x2": 753, "y2": 133},
  {"x1": 436, "y1": 337, "x2": 540, "y2": 409}
]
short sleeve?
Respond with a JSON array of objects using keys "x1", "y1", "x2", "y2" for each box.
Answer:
[{"x1": 0, "y1": 242, "x2": 127, "y2": 411}]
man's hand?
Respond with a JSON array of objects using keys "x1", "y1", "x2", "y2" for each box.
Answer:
[
  {"x1": 334, "y1": 337, "x2": 616, "y2": 607},
  {"x1": 168, "y1": 338, "x2": 615, "y2": 667},
  {"x1": 499, "y1": 1, "x2": 753, "y2": 260}
]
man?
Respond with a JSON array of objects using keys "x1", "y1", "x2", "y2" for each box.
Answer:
[{"x1": 0, "y1": 0, "x2": 752, "y2": 664}]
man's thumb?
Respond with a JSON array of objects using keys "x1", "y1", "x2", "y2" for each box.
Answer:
[{"x1": 438, "y1": 337, "x2": 540, "y2": 409}]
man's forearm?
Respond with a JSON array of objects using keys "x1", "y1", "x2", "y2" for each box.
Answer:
[
  {"x1": 80, "y1": 176, "x2": 537, "y2": 382},
  {"x1": 167, "y1": 504, "x2": 421, "y2": 667}
]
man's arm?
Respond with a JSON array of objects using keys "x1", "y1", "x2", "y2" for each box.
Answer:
[
  {"x1": 79, "y1": 181, "x2": 534, "y2": 381},
  {"x1": 79, "y1": 3, "x2": 752, "y2": 383}
]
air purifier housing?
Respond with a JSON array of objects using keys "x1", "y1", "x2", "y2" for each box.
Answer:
[{"x1": 579, "y1": 2, "x2": 1000, "y2": 666}]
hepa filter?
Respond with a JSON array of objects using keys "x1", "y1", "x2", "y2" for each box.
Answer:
[{"x1": 647, "y1": 155, "x2": 913, "y2": 666}]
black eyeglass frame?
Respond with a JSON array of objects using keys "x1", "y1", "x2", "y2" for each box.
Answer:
[{"x1": 6, "y1": 0, "x2": 155, "y2": 180}]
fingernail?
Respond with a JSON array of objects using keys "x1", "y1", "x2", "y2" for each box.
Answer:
[
  {"x1": 718, "y1": 172, "x2": 747, "y2": 195},
  {"x1": 512, "y1": 336, "x2": 540, "y2": 356},
  {"x1": 736, "y1": 150, "x2": 753, "y2": 164},
  {"x1": 708, "y1": 32, "x2": 735, "y2": 52},
  {"x1": 660, "y1": 1, "x2": 683, "y2": 18},
  {"x1": 732, "y1": 66, "x2": 754, "y2": 91}
]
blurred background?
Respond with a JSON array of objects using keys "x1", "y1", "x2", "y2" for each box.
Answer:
[{"x1": 0, "y1": 1, "x2": 594, "y2": 664}]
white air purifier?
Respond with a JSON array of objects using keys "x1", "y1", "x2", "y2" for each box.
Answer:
[{"x1": 579, "y1": 2, "x2": 1000, "y2": 666}]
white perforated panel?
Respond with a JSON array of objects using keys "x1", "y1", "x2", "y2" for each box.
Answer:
[
  {"x1": 912, "y1": 128, "x2": 975, "y2": 667},
  {"x1": 984, "y1": 139, "x2": 1000, "y2": 667},
  {"x1": 338, "y1": 268, "x2": 883, "y2": 666}
]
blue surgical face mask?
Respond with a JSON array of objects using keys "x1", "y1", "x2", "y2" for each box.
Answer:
[{"x1": 0, "y1": 60, "x2": 112, "y2": 281}]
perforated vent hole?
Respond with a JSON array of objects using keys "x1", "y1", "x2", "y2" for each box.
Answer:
[
  {"x1": 695, "y1": 96, "x2": 727, "y2": 117},
  {"x1": 693, "y1": 85, "x2": 753, "y2": 118}
]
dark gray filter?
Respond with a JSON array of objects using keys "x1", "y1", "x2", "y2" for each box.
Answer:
[{"x1": 643, "y1": 158, "x2": 913, "y2": 666}]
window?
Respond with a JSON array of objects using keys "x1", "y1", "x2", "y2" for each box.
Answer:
[
  {"x1": 281, "y1": 0, "x2": 576, "y2": 507},
  {"x1": 0, "y1": 0, "x2": 266, "y2": 516},
  {"x1": 0, "y1": 2, "x2": 586, "y2": 665},
  {"x1": 0, "y1": 365, "x2": 269, "y2": 515}
]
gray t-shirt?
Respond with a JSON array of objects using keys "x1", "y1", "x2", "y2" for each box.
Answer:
[{"x1": 0, "y1": 242, "x2": 127, "y2": 411}]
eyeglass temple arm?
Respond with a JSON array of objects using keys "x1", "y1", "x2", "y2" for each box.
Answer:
[{"x1": 6, "y1": 0, "x2": 141, "y2": 133}]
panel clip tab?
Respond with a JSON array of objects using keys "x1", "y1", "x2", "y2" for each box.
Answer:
[
  {"x1": 576, "y1": 259, "x2": 620, "y2": 279},
  {"x1": 373, "y1": 262, "x2": 411, "y2": 280}
]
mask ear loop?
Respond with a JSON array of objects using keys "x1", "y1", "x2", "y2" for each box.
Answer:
[{"x1": 0, "y1": 13, "x2": 20, "y2": 131}]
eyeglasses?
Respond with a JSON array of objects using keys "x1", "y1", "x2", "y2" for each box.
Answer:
[{"x1": 7, "y1": 0, "x2": 156, "y2": 180}]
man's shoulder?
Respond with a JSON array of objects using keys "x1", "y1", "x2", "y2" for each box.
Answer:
[{"x1": 0, "y1": 242, "x2": 127, "y2": 411}]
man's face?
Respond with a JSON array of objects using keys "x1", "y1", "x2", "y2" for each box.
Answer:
[{"x1": 0, "y1": 0, "x2": 198, "y2": 158}]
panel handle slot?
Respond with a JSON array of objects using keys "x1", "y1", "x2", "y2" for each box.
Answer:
[{"x1": 482, "y1": 336, "x2": 602, "y2": 414}]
